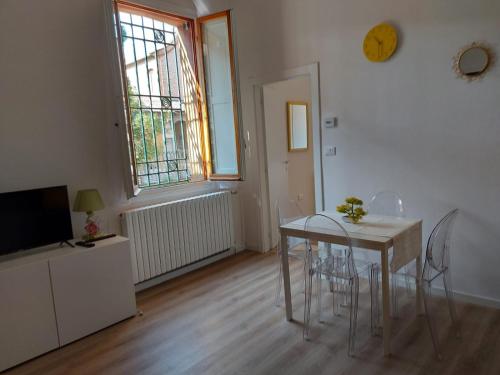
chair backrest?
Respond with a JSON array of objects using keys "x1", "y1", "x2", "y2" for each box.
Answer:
[
  {"x1": 303, "y1": 213, "x2": 357, "y2": 277},
  {"x1": 274, "y1": 199, "x2": 305, "y2": 248},
  {"x1": 368, "y1": 191, "x2": 405, "y2": 218},
  {"x1": 425, "y1": 209, "x2": 459, "y2": 272},
  {"x1": 275, "y1": 199, "x2": 304, "y2": 227}
]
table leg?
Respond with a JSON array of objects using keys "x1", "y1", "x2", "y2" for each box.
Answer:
[
  {"x1": 281, "y1": 232, "x2": 293, "y2": 321},
  {"x1": 381, "y1": 248, "x2": 391, "y2": 356},
  {"x1": 415, "y1": 254, "x2": 423, "y2": 315}
]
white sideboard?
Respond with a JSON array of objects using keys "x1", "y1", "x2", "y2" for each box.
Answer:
[
  {"x1": 0, "y1": 259, "x2": 60, "y2": 371},
  {"x1": 0, "y1": 236, "x2": 136, "y2": 372}
]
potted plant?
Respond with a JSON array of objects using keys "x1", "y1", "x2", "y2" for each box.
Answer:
[{"x1": 336, "y1": 196, "x2": 367, "y2": 224}]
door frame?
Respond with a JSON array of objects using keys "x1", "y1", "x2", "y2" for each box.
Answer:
[{"x1": 253, "y1": 62, "x2": 323, "y2": 252}]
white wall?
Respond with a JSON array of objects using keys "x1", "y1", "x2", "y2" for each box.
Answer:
[
  {"x1": 196, "y1": 0, "x2": 500, "y2": 303},
  {"x1": 0, "y1": 0, "x2": 229, "y2": 240}
]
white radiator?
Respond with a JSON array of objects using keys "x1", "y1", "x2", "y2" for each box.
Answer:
[{"x1": 121, "y1": 191, "x2": 234, "y2": 284}]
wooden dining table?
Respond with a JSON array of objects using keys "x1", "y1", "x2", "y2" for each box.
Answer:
[{"x1": 279, "y1": 211, "x2": 423, "y2": 356}]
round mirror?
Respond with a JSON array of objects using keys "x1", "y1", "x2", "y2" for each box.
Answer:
[
  {"x1": 459, "y1": 47, "x2": 489, "y2": 76},
  {"x1": 454, "y1": 43, "x2": 494, "y2": 81}
]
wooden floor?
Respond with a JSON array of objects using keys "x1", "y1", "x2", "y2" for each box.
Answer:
[{"x1": 5, "y1": 251, "x2": 500, "y2": 375}]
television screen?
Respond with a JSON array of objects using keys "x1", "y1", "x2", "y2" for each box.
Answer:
[{"x1": 0, "y1": 185, "x2": 73, "y2": 256}]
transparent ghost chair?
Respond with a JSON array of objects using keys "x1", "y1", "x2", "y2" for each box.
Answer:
[
  {"x1": 317, "y1": 233, "x2": 380, "y2": 334},
  {"x1": 421, "y1": 209, "x2": 460, "y2": 359},
  {"x1": 367, "y1": 191, "x2": 405, "y2": 217},
  {"x1": 367, "y1": 191, "x2": 409, "y2": 317},
  {"x1": 302, "y1": 214, "x2": 360, "y2": 356},
  {"x1": 274, "y1": 199, "x2": 308, "y2": 306}
]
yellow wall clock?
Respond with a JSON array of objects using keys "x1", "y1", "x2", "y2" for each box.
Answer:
[{"x1": 363, "y1": 23, "x2": 398, "y2": 62}]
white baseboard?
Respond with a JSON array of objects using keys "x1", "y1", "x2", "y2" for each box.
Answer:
[
  {"x1": 235, "y1": 244, "x2": 246, "y2": 253},
  {"x1": 430, "y1": 286, "x2": 500, "y2": 310},
  {"x1": 135, "y1": 248, "x2": 236, "y2": 292},
  {"x1": 394, "y1": 278, "x2": 500, "y2": 310}
]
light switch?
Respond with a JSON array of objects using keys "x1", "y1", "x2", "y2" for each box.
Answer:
[
  {"x1": 325, "y1": 146, "x2": 336, "y2": 156},
  {"x1": 324, "y1": 117, "x2": 337, "y2": 128}
]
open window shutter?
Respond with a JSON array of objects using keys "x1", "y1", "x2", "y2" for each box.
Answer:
[
  {"x1": 197, "y1": 11, "x2": 242, "y2": 180},
  {"x1": 103, "y1": 0, "x2": 140, "y2": 197}
]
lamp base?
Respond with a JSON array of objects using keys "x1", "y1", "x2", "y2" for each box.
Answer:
[
  {"x1": 82, "y1": 233, "x2": 100, "y2": 241},
  {"x1": 83, "y1": 212, "x2": 101, "y2": 240}
]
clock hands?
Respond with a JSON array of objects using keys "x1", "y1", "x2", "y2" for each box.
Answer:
[{"x1": 373, "y1": 36, "x2": 383, "y2": 58}]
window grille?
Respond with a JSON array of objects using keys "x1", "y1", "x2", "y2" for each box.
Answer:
[{"x1": 119, "y1": 10, "x2": 189, "y2": 188}]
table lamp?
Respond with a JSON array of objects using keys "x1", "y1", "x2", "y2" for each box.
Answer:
[{"x1": 73, "y1": 189, "x2": 105, "y2": 240}]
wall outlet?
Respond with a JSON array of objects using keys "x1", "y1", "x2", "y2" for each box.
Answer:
[{"x1": 297, "y1": 193, "x2": 304, "y2": 201}]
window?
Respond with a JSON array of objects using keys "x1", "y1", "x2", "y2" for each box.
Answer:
[
  {"x1": 113, "y1": 2, "x2": 241, "y2": 191},
  {"x1": 198, "y1": 11, "x2": 241, "y2": 178}
]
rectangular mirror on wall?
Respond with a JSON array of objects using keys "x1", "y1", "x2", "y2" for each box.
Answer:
[{"x1": 286, "y1": 101, "x2": 309, "y2": 152}]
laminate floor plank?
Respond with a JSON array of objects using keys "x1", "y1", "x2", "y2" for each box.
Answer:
[{"x1": 5, "y1": 251, "x2": 500, "y2": 375}]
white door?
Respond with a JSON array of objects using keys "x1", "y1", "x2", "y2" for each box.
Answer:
[
  {"x1": 263, "y1": 94, "x2": 290, "y2": 247},
  {"x1": 263, "y1": 75, "x2": 315, "y2": 248}
]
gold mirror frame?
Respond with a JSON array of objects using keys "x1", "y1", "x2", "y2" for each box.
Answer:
[
  {"x1": 453, "y1": 42, "x2": 495, "y2": 82},
  {"x1": 286, "y1": 101, "x2": 309, "y2": 152}
]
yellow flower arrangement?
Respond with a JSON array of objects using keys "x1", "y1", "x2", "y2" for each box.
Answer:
[{"x1": 336, "y1": 196, "x2": 367, "y2": 224}]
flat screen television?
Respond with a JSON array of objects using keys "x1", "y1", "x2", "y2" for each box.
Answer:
[{"x1": 0, "y1": 185, "x2": 73, "y2": 256}]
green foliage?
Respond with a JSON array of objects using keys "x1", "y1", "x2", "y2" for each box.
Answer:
[
  {"x1": 121, "y1": 25, "x2": 129, "y2": 44},
  {"x1": 336, "y1": 204, "x2": 350, "y2": 214},
  {"x1": 122, "y1": 26, "x2": 160, "y2": 167},
  {"x1": 336, "y1": 196, "x2": 367, "y2": 224},
  {"x1": 127, "y1": 82, "x2": 174, "y2": 166},
  {"x1": 127, "y1": 82, "x2": 149, "y2": 164},
  {"x1": 345, "y1": 196, "x2": 363, "y2": 205}
]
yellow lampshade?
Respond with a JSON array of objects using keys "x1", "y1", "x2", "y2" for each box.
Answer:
[{"x1": 73, "y1": 189, "x2": 104, "y2": 213}]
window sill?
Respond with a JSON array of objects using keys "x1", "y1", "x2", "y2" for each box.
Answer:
[
  {"x1": 133, "y1": 180, "x2": 218, "y2": 200},
  {"x1": 121, "y1": 180, "x2": 241, "y2": 215}
]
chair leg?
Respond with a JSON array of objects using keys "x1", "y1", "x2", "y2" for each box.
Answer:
[
  {"x1": 369, "y1": 264, "x2": 380, "y2": 336},
  {"x1": 348, "y1": 277, "x2": 359, "y2": 357},
  {"x1": 443, "y1": 269, "x2": 461, "y2": 338},
  {"x1": 332, "y1": 280, "x2": 336, "y2": 316},
  {"x1": 332, "y1": 257, "x2": 341, "y2": 316},
  {"x1": 302, "y1": 257, "x2": 307, "y2": 294},
  {"x1": 303, "y1": 272, "x2": 310, "y2": 340},
  {"x1": 274, "y1": 251, "x2": 283, "y2": 306},
  {"x1": 303, "y1": 254, "x2": 314, "y2": 341},
  {"x1": 348, "y1": 281, "x2": 354, "y2": 356},
  {"x1": 329, "y1": 279, "x2": 336, "y2": 317},
  {"x1": 353, "y1": 277, "x2": 360, "y2": 346},
  {"x1": 404, "y1": 265, "x2": 412, "y2": 295},
  {"x1": 334, "y1": 278, "x2": 342, "y2": 316},
  {"x1": 391, "y1": 273, "x2": 399, "y2": 318},
  {"x1": 317, "y1": 266, "x2": 323, "y2": 323},
  {"x1": 369, "y1": 265, "x2": 374, "y2": 333},
  {"x1": 343, "y1": 250, "x2": 349, "y2": 306},
  {"x1": 422, "y1": 279, "x2": 442, "y2": 360}
]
